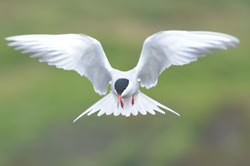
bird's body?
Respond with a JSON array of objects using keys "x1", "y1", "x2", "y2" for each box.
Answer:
[
  {"x1": 111, "y1": 69, "x2": 139, "y2": 97},
  {"x1": 6, "y1": 30, "x2": 239, "y2": 121}
]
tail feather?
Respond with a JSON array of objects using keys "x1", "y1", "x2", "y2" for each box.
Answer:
[
  {"x1": 140, "y1": 92, "x2": 180, "y2": 116},
  {"x1": 73, "y1": 91, "x2": 180, "y2": 122},
  {"x1": 136, "y1": 97, "x2": 147, "y2": 115}
]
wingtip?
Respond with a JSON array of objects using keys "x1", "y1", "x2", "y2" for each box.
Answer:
[
  {"x1": 233, "y1": 37, "x2": 240, "y2": 44},
  {"x1": 227, "y1": 35, "x2": 240, "y2": 46},
  {"x1": 5, "y1": 36, "x2": 12, "y2": 41},
  {"x1": 5, "y1": 36, "x2": 19, "y2": 41},
  {"x1": 5, "y1": 36, "x2": 16, "y2": 47}
]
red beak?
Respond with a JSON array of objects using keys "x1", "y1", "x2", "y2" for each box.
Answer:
[
  {"x1": 118, "y1": 95, "x2": 122, "y2": 102},
  {"x1": 117, "y1": 95, "x2": 124, "y2": 108}
]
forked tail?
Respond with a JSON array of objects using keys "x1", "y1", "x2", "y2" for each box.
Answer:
[{"x1": 73, "y1": 91, "x2": 180, "y2": 122}]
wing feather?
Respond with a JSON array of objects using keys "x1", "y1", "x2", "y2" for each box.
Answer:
[
  {"x1": 6, "y1": 34, "x2": 113, "y2": 95},
  {"x1": 135, "y1": 30, "x2": 239, "y2": 89}
]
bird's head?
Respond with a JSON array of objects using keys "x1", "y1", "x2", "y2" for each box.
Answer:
[
  {"x1": 114, "y1": 78, "x2": 130, "y2": 108},
  {"x1": 114, "y1": 78, "x2": 130, "y2": 98}
]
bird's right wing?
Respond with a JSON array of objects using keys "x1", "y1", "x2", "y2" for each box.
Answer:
[
  {"x1": 6, "y1": 34, "x2": 113, "y2": 95},
  {"x1": 134, "y1": 31, "x2": 239, "y2": 89}
]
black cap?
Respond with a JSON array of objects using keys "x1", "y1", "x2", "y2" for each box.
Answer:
[{"x1": 114, "y1": 78, "x2": 129, "y2": 95}]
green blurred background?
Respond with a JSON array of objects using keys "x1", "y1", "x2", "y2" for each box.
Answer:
[{"x1": 0, "y1": 0, "x2": 249, "y2": 165}]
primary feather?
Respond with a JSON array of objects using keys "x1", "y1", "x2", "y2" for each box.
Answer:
[
  {"x1": 135, "y1": 31, "x2": 239, "y2": 89},
  {"x1": 6, "y1": 34, "x2": 113, "y2": 95}
]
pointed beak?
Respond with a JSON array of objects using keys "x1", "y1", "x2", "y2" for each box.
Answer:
[
  {"x1": 118, "y1": 95, "x2": 122, "y2": 103},
  {"x1": 117, "y1": 95, "x2": 124, "y2": 108}
]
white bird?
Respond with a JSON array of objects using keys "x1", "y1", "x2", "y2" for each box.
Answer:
[{"x1": 6, "y1": 30, "x2": 239, "y2": 121}]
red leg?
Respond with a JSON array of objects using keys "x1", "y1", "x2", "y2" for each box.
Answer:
[
  {"x1": 121, "y1": 100, "x2": 124, "y2": 108},
  {"x1": 132, "y1": 95, "x2": 134, "y2": 105}
]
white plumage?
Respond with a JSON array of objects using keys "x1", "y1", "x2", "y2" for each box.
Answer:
[
  {"x1": 6, "y1": 34, "x2": 112, "y2": 95},
  {"x1": 6, "y1": 30, "x2": 239, "y2": 121}
]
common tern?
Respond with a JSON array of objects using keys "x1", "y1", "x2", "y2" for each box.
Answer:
[{"x1": 6, "y1": 30, "x2": 239, "y2": 121}]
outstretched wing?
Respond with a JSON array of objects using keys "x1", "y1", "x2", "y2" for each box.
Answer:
[
  {"x1": 6, "y1": 34, "x2": 113, "y2": 95},
  {"x1": 135, "y1": 30, "x2": 239, "y2": 89}
]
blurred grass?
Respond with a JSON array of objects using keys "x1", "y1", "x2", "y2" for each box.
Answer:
[{"x1": 0, "y1": 0, "x2": 250, "y2": 166}]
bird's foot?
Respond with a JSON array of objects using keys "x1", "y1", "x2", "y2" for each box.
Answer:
[{"x1": 132, "y1": 95, "x2": 134, "y2": 105}]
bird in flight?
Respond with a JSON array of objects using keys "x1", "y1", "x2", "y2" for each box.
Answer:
[{"x1": 6, "y1": 30, "x2": 239, "y2": 121}]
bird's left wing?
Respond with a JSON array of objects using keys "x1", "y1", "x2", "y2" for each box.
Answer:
[
  {"x1": 6, "y1": 34, "x2": 113, "y2": 95},
  {"x1": 134, "y1": 30, "x2": 239, "y2": 89}
]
